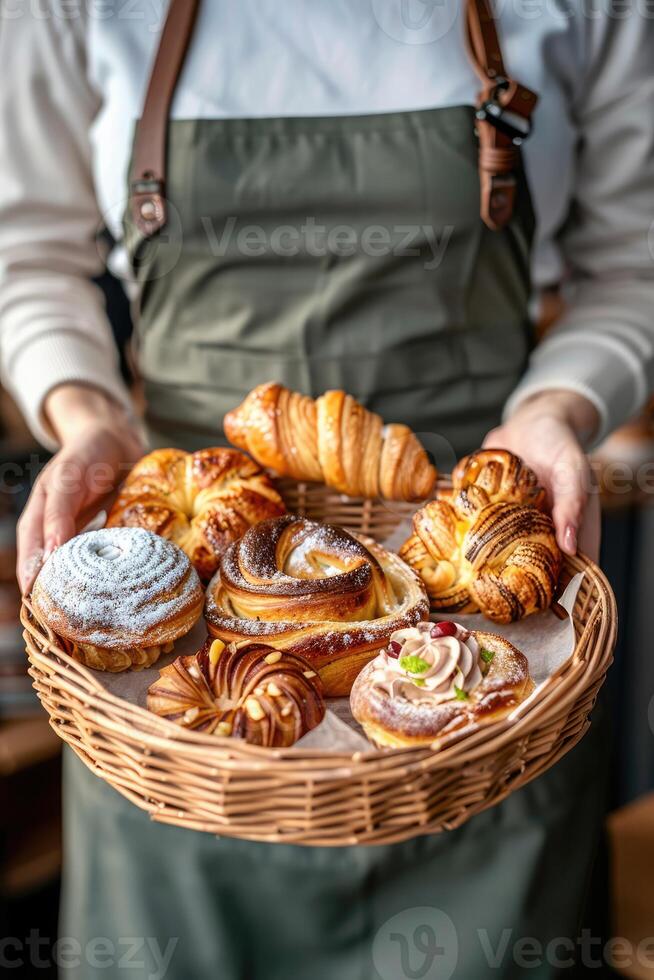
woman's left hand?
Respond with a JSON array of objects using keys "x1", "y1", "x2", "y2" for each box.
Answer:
[{"x1": 483, "y1": 390, "x2": 601, "y2": 561}]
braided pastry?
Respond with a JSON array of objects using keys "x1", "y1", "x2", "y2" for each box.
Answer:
[
  {"x1": 147, "y1": 638, "x2": 325, "y2": 747},
  {"x1": 400, "y1": 450, "x2": 561, "y2": 623},
  {"x1": 32, "y1": 527, "x2": 203, "y2": 672},
  {"x1": 448, "y1": 449, "x2": 546, "y2": 509},
  {"x1": 107, "y1": 447, "x2": 286, "y2": 581},
  {"x1": 205, "y1": 515, "x2": 429, "y2": 696},
  {"x1": 224, "y1": 382, "x2": 436, "y2": 501},
  {"x1": 351, "y1": 620, "x2": 534, "y2": 748}
]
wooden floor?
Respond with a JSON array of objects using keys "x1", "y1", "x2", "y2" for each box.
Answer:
[{"x1": 609, "y1": 794, "x2": 654, "y2": 978}]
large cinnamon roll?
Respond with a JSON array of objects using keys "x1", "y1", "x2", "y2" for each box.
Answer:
[
  {"x1": 205, "y1": 515, "x2": 429, "y2": 696},
  {"x1": 147, "y1": 638, "x2": 325, "y2": 747},
  {"x1": 32, "y1": 527, "x2": 203, "y2": 672},
  {"x1": 350, "y1": 620, "x2": 534, "y2": 748}
]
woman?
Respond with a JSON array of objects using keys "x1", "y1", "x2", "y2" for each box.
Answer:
[{"x1": 2, "y1": 2, "x2": 653, "y2": 977}]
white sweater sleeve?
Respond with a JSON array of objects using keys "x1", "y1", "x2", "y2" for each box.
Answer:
[
  {"x1": 0, "y1": 5, "x2": 133, "y2": 449},
  {"x1": 504, "y1": 14, "x2": 654, "y2": 445}
]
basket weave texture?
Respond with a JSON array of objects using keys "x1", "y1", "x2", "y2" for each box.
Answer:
[{"x1": 22, "y1": 480, "x2": 616, "y2": 846}]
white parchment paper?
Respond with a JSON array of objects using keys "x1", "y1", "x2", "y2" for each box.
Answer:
[{"x1": 93, "y1": 507, "x2": 583, "y2": 754}]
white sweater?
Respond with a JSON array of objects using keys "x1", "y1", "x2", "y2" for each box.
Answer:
[{"x1": 1, "y1": 0, "x2": 653, "y2": 448}]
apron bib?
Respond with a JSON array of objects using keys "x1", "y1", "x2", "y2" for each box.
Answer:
[
  {"x1": 60, "y1": 4, "x2": 608, "y2": 978},
  {"x1": 127, "y1": 105, "x2": 534, "y2": 457}
]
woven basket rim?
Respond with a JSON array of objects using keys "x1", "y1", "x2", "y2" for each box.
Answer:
[{"x1": 21, "y1": 550, "x2": 616, "y2": 773}]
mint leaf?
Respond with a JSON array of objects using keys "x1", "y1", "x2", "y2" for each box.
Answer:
[
  {"x1": 454, "y1": 685, "x2": 469, "y2": 701},
  {"x1": 399, "y1": 654, "x2": 429, "y2": 675},
  {"x1": 480, "y1": 648, "x2": 495, "y2": 665}
]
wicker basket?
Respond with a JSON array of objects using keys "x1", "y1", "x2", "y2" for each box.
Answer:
[{"x1": 22, "y1": 481, "x2": 617, "y2": 847}]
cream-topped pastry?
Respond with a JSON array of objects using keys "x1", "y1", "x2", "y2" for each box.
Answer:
[
  {"x1": 351, "y1": 621, "x2": 534, "y2": 749},
  {"x1": 370, "y1": 622, "x2": 483, "y2": 705}
]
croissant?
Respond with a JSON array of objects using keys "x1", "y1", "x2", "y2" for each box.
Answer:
[
  {"x1": 106, "y1": 447, "x2": 286, "y2": 581},
  {"x1": 224, "y1": 382, "x2": 436, "y2": 501},
  {"x1": 147, "y1": 638, "x2": 325, "y2": 747},
  {"x1": 205, "y1": 515, "x2": 429, "y2": 696},
  {"x1": 400, "y1": 450, "x2": 561, "y2": 623}
]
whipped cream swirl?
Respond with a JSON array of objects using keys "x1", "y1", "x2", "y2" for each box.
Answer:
[{"x1": 371, "y1": 622, "x2": 483, "y2": 704}]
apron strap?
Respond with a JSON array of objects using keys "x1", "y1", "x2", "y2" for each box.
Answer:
[
  {"x1": 130, "y1": 0, "x2": 537, "y2": 238},
  {"x1": 130, "y1": 0, "x2": 201, "y2": 237},
  {"x1": 466, "y1": 0, "x2": 538, "y2": 230}
]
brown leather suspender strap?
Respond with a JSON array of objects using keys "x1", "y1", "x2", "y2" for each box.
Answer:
[
  {"x1": 130, "y1": 0, "x2": 200, "y2": 236},
  {"x1": 465, "y1": 0, "x2": 538, "y2": 230},
  {"x1": 130, "y1": 0, "x2": 537, "y2": 238}
]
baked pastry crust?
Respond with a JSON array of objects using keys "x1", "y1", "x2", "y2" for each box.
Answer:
[
  {"x1": 106, "y1": 447, "x2": 286, "y2": 580},
  {"x1": 448, "y1": 449, "x2": 546, "y2": 509},
  {"x1": 400, "y1": 450, "x2": 561, "y2": 623},
  {"x1": 32, "y1": 527, "x2": 203, "y2": 672},
  {"x1": 147, "y1": 638, "x2": 325, "y2": 747},
  {"x1": 224, "y1": 382, "x2": 436, "y2": 501},
  {"x1": 205, "y1": 515, "x2": 430, "y2": 696},
  {"x1": 351, "y1": 626, "x2": 534, "y2": 748}
]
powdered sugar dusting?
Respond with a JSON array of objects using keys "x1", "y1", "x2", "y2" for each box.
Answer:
[{"x1": 34, "y1": 527, "x2": 202, "y2": 647}]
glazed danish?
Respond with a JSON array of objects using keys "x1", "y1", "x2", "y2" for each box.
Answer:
[
  {"x1": 107, "y1": 447, "x2": 286, "y2": 580},
  {"x1": 224, "y1": 382, "x2": 436, "y2": 501},
  {"x1": 350, "y1": 620, "x2": 534, "y2": 748},
  {"x1": 205, "y1": 515, "x2": 429, "y2": 696},
  {"x1": 32, "y1": 527, "x2": 203, "y2": 672},
  {"x1": 147, "y1": 638, "x2": 325, "y2": 747},
  {"x1": 400, "y1": 450, "x2": 561, "y2": 623}
]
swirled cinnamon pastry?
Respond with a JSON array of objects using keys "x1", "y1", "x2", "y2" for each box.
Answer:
[
  {"x1": 350, "y1": 620, "x2": 533, "y2": 748},
  {"x1": 400, "y1": 450, "x2": 561, "y2": 623},
  {"x1": 147, "y1": 638, "x2": 325, "y2": 747},
  {"x1": 205, "y1": 515, "x2": 429, "y2": 696},
  {"x1": 31, "y1": 527, "x2": 203, "y2": 672}
]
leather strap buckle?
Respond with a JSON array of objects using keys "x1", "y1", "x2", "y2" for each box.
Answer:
[
  {"x1": 130, "y1": 175, "x2": 166, "y2": 236},
  {"x1": 476, "y1": 78, "x2": 533, "y2": 146}
]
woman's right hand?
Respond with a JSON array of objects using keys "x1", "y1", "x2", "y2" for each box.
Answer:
[{"x1": 16, "y1": 384, "x2": 145, "y2": 594}]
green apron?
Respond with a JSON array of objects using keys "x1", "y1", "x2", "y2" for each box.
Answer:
[{"x1": 60, "y1": 11, "x2": 609, "y2": 980}]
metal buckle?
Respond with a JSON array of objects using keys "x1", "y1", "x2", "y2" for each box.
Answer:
[
  {"x1": 475, "y1": 78, "x2": 532, "y2": 146},
  {"x1": 131, "y1": 176, "x2": 164, "y2": 196}
]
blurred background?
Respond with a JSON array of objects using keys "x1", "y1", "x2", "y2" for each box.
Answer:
[{"x1": 2, "y1": 281, "x2": 654, "y2": 977}]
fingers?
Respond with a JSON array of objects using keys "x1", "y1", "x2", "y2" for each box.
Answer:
[
  {"x1": 16, "y1": 481, "x2": 47, "y2": 594},
  {"x1": 577, "y1": 479, "x2": 602, "y2": 563},
  {"x1": 549, "y1": 453, "x2": 589, "y2": 557},
  {"x1": 16, "y1": 456, "x2": 86, "y2": 594}
]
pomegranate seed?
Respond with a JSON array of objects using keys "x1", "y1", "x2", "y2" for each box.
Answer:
[
  {"x1": 388, "y1": 640, "x2": 403, "y2": 658},
  {"x1": 430, "y1": 621, "x2": 457, "y2": 638}
]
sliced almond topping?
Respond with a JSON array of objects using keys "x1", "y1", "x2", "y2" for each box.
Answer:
[
  {"x1": 183, "y1": 706, "x2": 200, "y2": 724},
  {"x1": 254, "y1": 685, "x2": 266, "y2": 697},
  {"x1": 267, "y1": 681, "x2": 281, "y2": 697},
  {"x1": 281, "y1": 704, "x2": 293, "y2": 717},
  {"x1": 303, "y1": 670, "x2": 317, "y2": 678},
  {"x1": 217, "y1": 721, "x2": 232, "y2": 736},
  {"x1": 209, "y1": 639, "x2": 226, "y2": 665},
  {"x1": 264, "y1": 651, "x2": 282, "y2": 665},
  {"x1": 244, "y1": 697, "x2": 265, "y2": 721}
]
